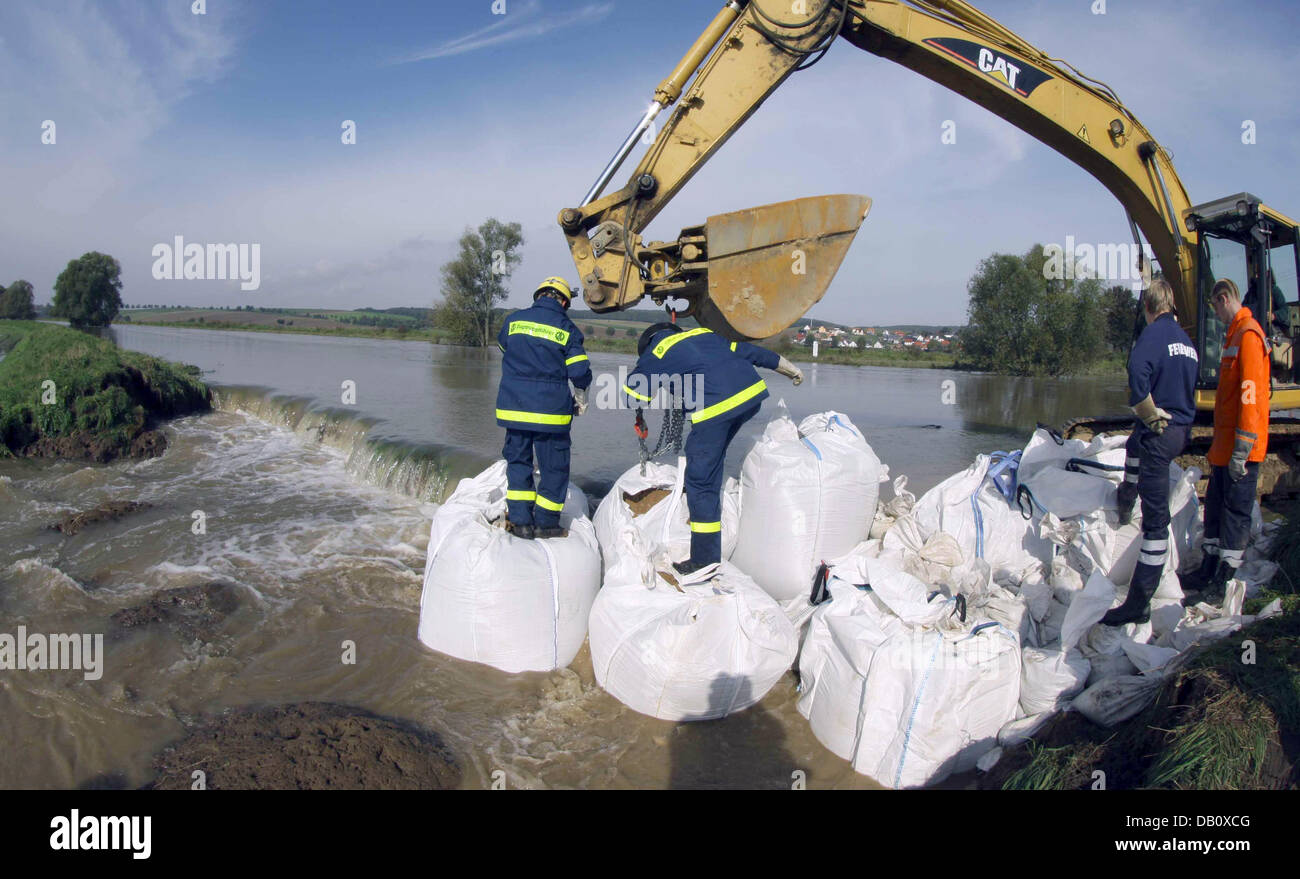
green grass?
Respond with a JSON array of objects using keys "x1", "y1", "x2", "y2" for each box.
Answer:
[{"x1": 0, "y1": 320, "x2": 210, "y2": 458}]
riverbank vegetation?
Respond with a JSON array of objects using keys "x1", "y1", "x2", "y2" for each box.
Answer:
[
  {"x1": 0, "y1": 321, "x2": 209, "y2": 461},
  {"x1": 958, "y1": 245, "x2": 1138, "y2": 377}
]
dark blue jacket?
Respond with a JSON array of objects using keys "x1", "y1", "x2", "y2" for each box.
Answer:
[
  {"x1": 496, "y1": 297, "x2": 592, "y2": 433},
  {"x1": 1127, "y1": 312, "x2": 1197, "y2": 426},
  {"x1": 622, "y1": 328, "x2": 779, "y2": 424}
]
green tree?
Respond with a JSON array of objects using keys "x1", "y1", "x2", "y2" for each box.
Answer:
[
  {"x1": 1103, "y1": 284, "x2": 1140, "y2": 354},
  {"x1": 51, "y1": 252, "x2": 123, "y2": 328},
  {"x1": 434, "y1": 218, "x2": 524, "y2": 346},
  {"x1": 0, "y1": 280, "x2": 38, "y2": 320},
  {"x1": 959, "y1": 244, "x2": 1106, "y2": 376}
]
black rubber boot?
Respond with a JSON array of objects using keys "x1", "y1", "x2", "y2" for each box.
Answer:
[
  {"x1": 673, "y1": 558, "x2": 720, "y2": 579},
  {"x1": 510, "y1": 523, "x2": 535, "y2": 540},
  {"x1": 1115, "y1": 483, "x2": 1138, "y2": 527},
  {"x1": 1201, "y1": 559, "x2": 1234, "y2": 604},
  {"x1": 1101, "y1": 576, "x2": 1157, "y2": 626},
  {"x1": 534, "y1": 526, "x2": 566, "y2": 539},
  {"x1": 1179, "y1": 552, "x2": 1219, "y2": 599}
]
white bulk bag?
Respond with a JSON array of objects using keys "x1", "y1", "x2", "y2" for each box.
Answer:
[
  {"x1": 588, "y1": 561, "x2": 798, "y2": 721},
  {"x1": 417, "y1": 461, "x2": 601, "y2": 674},
  {"x1": 797, "y1": 553, "x2": 1020, "y2": 788},
  {"x1": 593, "y1": 459, "x2": 740, "y2": 575},
  {"x1": 888, "y1": 454, "x2": 1053, "y2": 584},
  {"x1": 851, "y1": 618, "x2": 1022, "y2": 788},
  {"x1": 1016, "y1": 429, "x2": 1127, "y2": 518},
  {"x1": 796, "y1": 578, "x2": 909, "y2": 761},
  {"x1": 732, "y1": 411, "x2": 883, "y2": 601}
]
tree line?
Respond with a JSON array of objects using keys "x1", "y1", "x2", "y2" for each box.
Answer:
[
  {"x1": 1, "y1": 252, "x2": 124, "y2": 327},
  {"x1": 958, "y1": 244, "x2": 1141, "y2": 376}
]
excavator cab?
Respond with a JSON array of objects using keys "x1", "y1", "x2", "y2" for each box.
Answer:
[{"x1": 1188, "y1": 193, "x2": 1300, "y2": 397}]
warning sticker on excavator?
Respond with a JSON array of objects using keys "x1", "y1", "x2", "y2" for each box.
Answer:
[
  {"x1": 1077, "y1": 124, "x2": 1090, "y2": 143},
  {"x1": 923, "y1": 37, "x2": 1052, "y2": 98}
]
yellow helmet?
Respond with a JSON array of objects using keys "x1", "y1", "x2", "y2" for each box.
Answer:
[{"x1": 534, "y1": 276, "x2": 573, "y2": 305}]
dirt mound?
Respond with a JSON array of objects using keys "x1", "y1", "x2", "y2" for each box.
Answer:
[
  {"x1": 111, "y1": 582, "x2": 242, "y2": 643},
  {"x1": 51, "y1": 500, "x2": 152, "y2": 535},
  {"x1": 147, "y1": 702, "x2": 461, "y2": 790}
]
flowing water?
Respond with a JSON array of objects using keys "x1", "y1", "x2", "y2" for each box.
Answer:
[{"x1": 0, "y1": 325, "x2": 1127, "y2": 789}]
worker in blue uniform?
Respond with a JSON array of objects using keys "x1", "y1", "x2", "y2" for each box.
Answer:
[
  {"x1": 623, "y1": 322, "x2": 803, "y2": 577},
  {"x1": 1105, "y1": 279, "x2": 1198, "y2": 625},
  {"x1": 496, "y1": 277, "x2": 592, "y2": 539}
]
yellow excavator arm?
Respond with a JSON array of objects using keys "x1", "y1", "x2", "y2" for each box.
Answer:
[
  {"x1": 558, "y1": 0, "x2": 1298, "y2": 409},
  {"x1": 558, "y1": 0, "x2": 1204, "y2": 337}
]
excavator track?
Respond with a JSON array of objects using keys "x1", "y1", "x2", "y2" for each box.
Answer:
[{"x1": 1060, "y1": 415, "x2": 1300, "y2": 502}]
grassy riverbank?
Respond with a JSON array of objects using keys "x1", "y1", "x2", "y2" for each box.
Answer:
[{"x1": 0, "y1": 321, "x2": 210, "y2": 461}]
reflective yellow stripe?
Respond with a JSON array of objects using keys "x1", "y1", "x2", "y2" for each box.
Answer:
[
  {"x1": 691, "y1": 379, "x2": 767, "y2": 423},
  {"x1": 535, "y1": 494, "x2": 564, "y2": 512},
  {"x1": 689, "y1": 520, "x2": 722, "y2": 533},
  {"x1": 622, "y1": 384, "x2": 653, "y2": 402},
  {"x1": 729, "y1": 342, "x2": 737, "y2": 352},
  {"x1": 509, "y1": 320, "x2": 570, "y2": 346},
  {"x1": 495, "y1": 409, "x2": 573, "y2": 426},
  {"x1": 506, "y1": 489, "x2": 536, "y2": 501},
  {"x1": 652, "y1": 327, "x2": 711, "y2": 358},
  {"x1": 497, "y1": 342, "x2": 505, "y2": 352},
  {"x1": 565, "y1": 353, "x2": 589, "y2": 366}
]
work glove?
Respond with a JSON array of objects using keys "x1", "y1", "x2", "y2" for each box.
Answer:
[
  {"x1": 572, "y1": 387, "x2": 588, "y2": 416},
  {"x1": 1229, "y1": 434, "x2": 1253, "y2": 482},
  {"x1": 775, "y1": 355, "x2": 804, "y2": 386},
  {"x1": 1130, "y1": 394, "x2": 1172, "y2": 435}
]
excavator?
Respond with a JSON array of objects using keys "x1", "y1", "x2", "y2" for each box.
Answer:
[{"x1": 556, "y1": 0, "x2": 1300, "y2": 496}]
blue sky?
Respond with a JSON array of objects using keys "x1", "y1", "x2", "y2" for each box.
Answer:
[{"x1": 2, "y1": 0, "x2": 1298, "y2": 325}]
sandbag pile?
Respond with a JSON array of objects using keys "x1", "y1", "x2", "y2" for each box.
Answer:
[
  {"x1": 732, "y1": 410, "x2": 884, "y2": 601},
  {"x1": 417, "y1": 461, "x2": 601, "y2": 673},
  {"x1": 796, "y1": 426, "x2": 1281, "y2": 786}
]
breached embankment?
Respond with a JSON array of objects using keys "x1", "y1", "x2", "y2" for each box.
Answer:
[
  {"x1": 210, "y1": 385, "x2": 499, "y2": 503},
  {"x1": 0, "y1": 321, "x2": 210, "y2": 461}
]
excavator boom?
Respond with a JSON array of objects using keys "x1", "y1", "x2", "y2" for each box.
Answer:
[{"x1": 558, "y1": 0, "x2": 1300, "y2": 427}]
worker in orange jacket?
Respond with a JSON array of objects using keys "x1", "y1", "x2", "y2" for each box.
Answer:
[{"x1": 1192, "y1": 278, "x2": 1270, "y2": 599}]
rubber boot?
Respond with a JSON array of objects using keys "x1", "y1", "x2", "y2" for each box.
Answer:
[
  {"x1": 1179, "y1": 552, "x2": 1218, "y2": 599},
  {"x1": 1200, "y1": 559, "x2": 1234, "y2": 605},
  {"x1": 1115, "y1": 483, "x2": 1138, "y2": 527},
  {"x1": 1101, "y1": 569, "x2": 1158, "y2": 626},
  {"x1": 534, "y1": 526, "x2": 566, "y2": 539},
  {"x1": 673, "y1": 558, "x2": 720, "y2": 580},
  {"x1": 510, "y1": 523, "x2": 535, "y2": 540}
]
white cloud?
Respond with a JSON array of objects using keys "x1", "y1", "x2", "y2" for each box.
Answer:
[{"x1": 393, "y1": 0, "x2": 614, "y2": 63}]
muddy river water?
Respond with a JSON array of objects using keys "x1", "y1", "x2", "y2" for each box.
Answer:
[{"x1": 0, "y1": 325, "x2": 1128, "y2": 789}]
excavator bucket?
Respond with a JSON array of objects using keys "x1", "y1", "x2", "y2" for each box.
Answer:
[{"x1": 694, "y1": 194, "x2": 871, "y2": 340}]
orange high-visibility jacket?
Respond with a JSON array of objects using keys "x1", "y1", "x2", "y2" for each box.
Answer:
[{"x1": 1209, "y1": 306, "x2": 1270, "y2": 466}]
